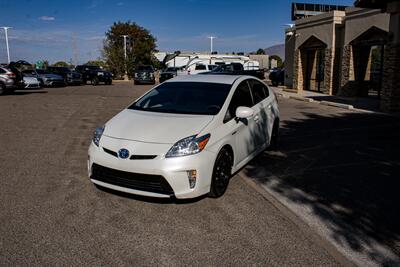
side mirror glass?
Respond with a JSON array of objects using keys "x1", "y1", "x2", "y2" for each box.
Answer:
[{"x1": 235, "y1": 106, "x2": 254, "y2": 119}]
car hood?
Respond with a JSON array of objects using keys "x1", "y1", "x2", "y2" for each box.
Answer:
[{"x1": 104, "y1": 109, "x2": 213, "y2": 144}]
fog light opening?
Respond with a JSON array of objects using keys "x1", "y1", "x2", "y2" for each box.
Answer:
[{"x1": 187, "y1": 170, "x2": 197, "y2": 189}]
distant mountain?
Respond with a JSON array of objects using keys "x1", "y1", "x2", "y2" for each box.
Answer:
[{"x1": 264, "y1": 44, "x2": 285, "y2": 60}]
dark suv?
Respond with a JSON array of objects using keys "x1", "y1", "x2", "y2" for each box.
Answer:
[
  {"x1": 134, "y1": 65, "x2": 155, "y2": 85},
  {"x1": 75, "y1": 65, "x2": 112, "y2": 86},
  {"x1": 47, "y1": 66, "x2": 82, "y2": 85}
]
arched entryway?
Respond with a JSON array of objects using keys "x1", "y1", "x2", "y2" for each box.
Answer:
[
  {"x1": 342, "y1": 26, "x2": 388, "y2": 97},
  {"x1": 299, "y1": 36, "x2": 328, "y2": 93}
]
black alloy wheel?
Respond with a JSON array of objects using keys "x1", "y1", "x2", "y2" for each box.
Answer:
[
  {"x1": 209, "y1": 148, "x2": 233, "y2": 198},
  {"x1": 92, "y1": 77, "x2": 99, "y2": 86},
  {"x1": 0, "y1": 83, "x2": 5, "y2": 95}
]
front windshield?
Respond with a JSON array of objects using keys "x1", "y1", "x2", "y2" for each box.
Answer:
[
  {"x1": 137, "y1": 66, "x2": 153, "y2": 71},
  {"x1": 22, "y1": 70, "x2": 36, "y2": 76},
  {"x1": 129, "y1": 82, "x2": 231, "y2": 115},
  {"x1": 87, "y1": 66, "x2": 101, "y2": 70},
  {"x1": 36, "y1": 69, "x2": 50, "y2": 74},
  {"x1": 57, "y1": 67, "x2": 71, "y2": 73}
]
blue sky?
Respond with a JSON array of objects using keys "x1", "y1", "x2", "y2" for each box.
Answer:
[{"x1": 0, "y1": 0, "x2": 353, "y2": 64}]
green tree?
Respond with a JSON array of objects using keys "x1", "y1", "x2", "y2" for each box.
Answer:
[
  {"x1": 103, "y1": 21, "x2": 157, "y2": 78},
  {"x1": 53, "y1": 61, "x2": 69, "y2": 67},
  {"x1": 270, "y1": 55, "x2": 284, "y2": 68},
  {"x1": 256, "y1": 48, "x2": 266, "y2": 55}
]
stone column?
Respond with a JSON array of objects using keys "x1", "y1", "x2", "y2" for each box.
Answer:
[
  {"x1": 381, "y1": 2, "x2": 400, "y2": 112},
  {"x1": 323, "y1": 48, "x2": 334, "y2": 95},
  {"x1": 339, "y1": 45, "x2": 357, "y2": 96},
  {"x1": 293, "y1": 49, "x2": 303, "y2": 93}
]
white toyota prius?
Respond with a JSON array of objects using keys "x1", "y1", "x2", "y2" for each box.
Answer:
[{"x1": 88, "y1": 74, "x2": 279, "y2": 199}]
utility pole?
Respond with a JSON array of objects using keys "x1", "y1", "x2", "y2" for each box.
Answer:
[
  {"x1": 208, "y1": 36, "x2": 216, "y2": 54},
  {"x1": 121, "y1": 35, "x2": 129, "y2": 80},
  {"x1": 72, "y1": 32, "x2": 78, "y2": 67},
  {"x1": 1, "y1": 27, "x2": 12, "y2": 64}
]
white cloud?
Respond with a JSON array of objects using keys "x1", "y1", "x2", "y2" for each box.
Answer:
[
  {"x1": 88, "y1": 0, "x2": 104, "y2": 9},
  {"x1": 38, "y1": 16, "x2": 56, "y2": 21}
]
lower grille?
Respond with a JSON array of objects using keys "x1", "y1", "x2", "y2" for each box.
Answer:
[{"x1": 91, "y1": 163, "x2": 174, "y2": 195}]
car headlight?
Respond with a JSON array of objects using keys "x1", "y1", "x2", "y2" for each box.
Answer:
[
  {"x1": 150, "y1": 73, "x2": 154, "y2": 77},
  {"x1": 92, "y1": 126, "x2": 105, "y2": 147},
  {"x1": 165, "y1": 134, "x2": 210, "y2": 158},
  {"x1": 134, "y1": 73, "x2": 139, "y2": 78}
]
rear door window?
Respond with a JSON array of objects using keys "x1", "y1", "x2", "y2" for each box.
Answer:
[{"x1": 248, "y1": 79, "x2": 269, "y2": 104}]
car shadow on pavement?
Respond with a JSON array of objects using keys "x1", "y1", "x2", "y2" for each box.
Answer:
[
  {"x1": 95, "y1": 184, "x2": 206, "y2": 204},
  {"x1": 11, "y1": 90, "x2": 48, "y2": 95},
  {"x1": 244, "y1": 111, "x2": 400, "y2": 266}
]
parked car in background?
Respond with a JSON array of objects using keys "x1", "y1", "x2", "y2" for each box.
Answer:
[
  {"x1": 269, "y1": 68, "x2": 284, "y2": 86},
  {"x1": 0, "y1": 67, "x2": 16, "y2": 95},
  {"x1": 47, "y1": 66, "x2": 83, "y2": 85},
  {"x1": 22, "y1": 75, "x2": 41, "y2": 89},
  {"x1": 36, "y1": 69, "x2": 66, "y2": 87},
  {"x1": 205, "y1": 63, "x2": 265, "y2": 80},
  {"x1": 22, "y1": 69, "x2": 44, "y2": 87},
  {"x1": 183, "y1": 63, "x2": 217, "y2": 75},
  {"x1": 159, "y1": 67, "x2": 180, "y2": 83},
  {"x1": 133, "y1": 65, "x2": 155, "y2": 85},
  {"x1": 75, "y1": 65, "x2": 112, "y2": 85},
  {"x1": 88, "y1": 75, "x2": 280, "y2": 199}
]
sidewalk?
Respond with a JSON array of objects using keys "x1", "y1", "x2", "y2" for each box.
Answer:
[
  {"x1": 272, "y1": 86, "x2": 381, "y2": 113},
  {"x1": 241, "y1": 96, "x2": 400, "y2": 266}
]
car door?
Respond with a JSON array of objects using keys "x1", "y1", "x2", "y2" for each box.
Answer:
[
  {"x1": 224, "y1": 80, "x2": 260, "y2": 166},
  {"x1": 248, "y1": 79, "x2": 274, "y2": 146}
]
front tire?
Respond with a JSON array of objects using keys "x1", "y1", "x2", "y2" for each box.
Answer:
[
  {"x1": 92, "y1": 77, "x2": 99, "y2": 86},
  {"x1": 209, "y1": 148, "x2": 233, "y2": 198}
]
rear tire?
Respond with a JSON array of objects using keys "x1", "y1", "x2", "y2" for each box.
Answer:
[
  {"x1": 0, "y1": 83, "x2": 5, "y2": 95},
  {"x1": 208, "y1": 148, "x2": 233, "y2": 198}
]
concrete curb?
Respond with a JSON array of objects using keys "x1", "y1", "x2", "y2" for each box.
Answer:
[
  {"x1": 289, "y1": 95, "x2": 314, "y2": 102},
  {"x1": 320, "y1": 100, "x2": 354, "y2": 110},
  {"x1": 238, "y1": 173, "x2": 356, "y2": 267}
]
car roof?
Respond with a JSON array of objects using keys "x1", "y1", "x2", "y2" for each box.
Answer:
[{"x1": 167, "y1": 74, "x2": 249, "y2": 84}]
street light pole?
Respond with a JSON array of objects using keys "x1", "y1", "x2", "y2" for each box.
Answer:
[
  {"x1": 121, "y1": 35, "x2": 129, "y2": 80},
  {"x1": 1, "y1": 27, "x2": 12, "y2": 64},
  {"x1": 208, "y1": 36, "x2": 216, "y2": 54}
]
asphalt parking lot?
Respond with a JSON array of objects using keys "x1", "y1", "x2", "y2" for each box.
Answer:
[{"x1": 0, "y1": 82, "x2": 347, "y2": 266}]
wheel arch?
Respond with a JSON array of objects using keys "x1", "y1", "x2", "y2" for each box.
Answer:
[{"x1": 220, "y1": 144, "x2": 234, "y2": 167}]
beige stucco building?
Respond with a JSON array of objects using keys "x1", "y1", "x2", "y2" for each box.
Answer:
[{"x1": 285, "y1": 1, "x2": 400, "y2": 112}]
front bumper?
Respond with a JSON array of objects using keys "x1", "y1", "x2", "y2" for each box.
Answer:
[
  {"x1": 87, "y1": 137, "x2": 216, "y2": 199},
  {"x1": 134, "y1": 78, "x2": 155, "y2": 84},
  {"x1": 66, "y1": 77, "x2": 83, "y2": 84},
  {"x1": 24, "y1": 83, "x2": 41, "y2": 89},
  {"x1": 44, "y1": 79, "x2": 66, "y2": 87}
]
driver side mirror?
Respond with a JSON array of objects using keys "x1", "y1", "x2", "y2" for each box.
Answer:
[{"x1": 235, "y1": 106, "x2": 254, "y2": 119}]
